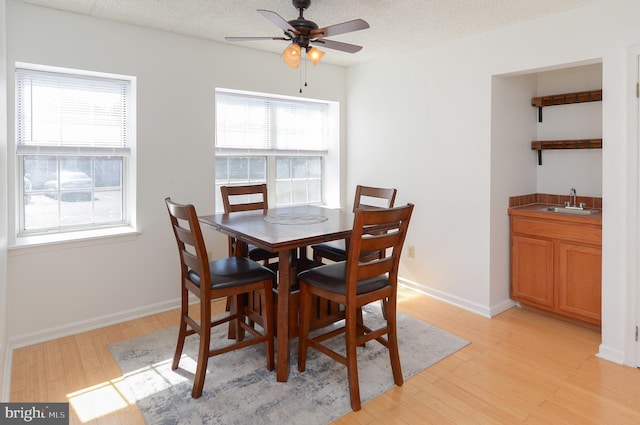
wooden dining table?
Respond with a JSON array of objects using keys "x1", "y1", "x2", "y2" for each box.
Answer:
[{"x1": 199, "y1": 204, "x2": 354, "y2": 382}]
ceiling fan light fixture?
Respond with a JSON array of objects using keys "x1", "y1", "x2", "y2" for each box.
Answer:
[
  {"x1": 283, "y1": 43, "x2": 301, "y2": 68},
  {"x1": 306, "y1": 47, "x2": 325, "y2": 65}
]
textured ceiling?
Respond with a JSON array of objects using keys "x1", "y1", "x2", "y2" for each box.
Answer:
[{"x1": 15, "y1": 0, "x2": 600, "y2": 66}]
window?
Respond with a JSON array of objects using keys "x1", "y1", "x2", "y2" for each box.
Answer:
[
  {"x1": 16, "y1": 65, "x2": 134, "y2": 236},
  {"x1": 215, "y1": 89, "x2": 336, "y2": 211}
]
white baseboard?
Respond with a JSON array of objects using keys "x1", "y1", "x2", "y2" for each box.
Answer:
[
  {"x1": 3, "y1": 294, "x2": 212, "y2": 400},
  {"x1": 399, "y1": 280, "x2": 632, "y2": 368},
  {"x1": 597, "y1": 343, "x2": 626, "y2": 365},
  {"x1": 490, "y1": 298, "x2": 517, "y2": 317},
  {"x1": 399, "y1": 278, "x2": 515, "y2": 318},
  {"x1": 8, "y1": 297, "x2": 181, "y2": 350}
]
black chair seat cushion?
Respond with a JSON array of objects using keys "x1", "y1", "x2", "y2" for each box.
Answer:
[
  {"x1": 297, "y1": 262, "x2": 388, "y2": 295},
  {"x1": 312, "y1": 241, "x2": 381, "y2": 263},
  {"x1": 248, "y1": 244, "x2": 278, "y2": 262},
  {"x1": 311, "y1": 240, "x2": 346, "y2": 259},
  {"x1": 188, "y1": 257, "x2": 275, "y2": 290}
]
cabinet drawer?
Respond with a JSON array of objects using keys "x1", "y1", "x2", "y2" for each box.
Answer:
[{"x1": 511, "y1": 216, "x2": 601, "y2": 245}]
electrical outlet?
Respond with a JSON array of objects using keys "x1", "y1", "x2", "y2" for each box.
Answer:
[{"x1": 407, "y1": 245, "x2": 415, "y2": 258}]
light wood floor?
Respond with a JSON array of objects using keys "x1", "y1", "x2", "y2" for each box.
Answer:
[{"x1": 10, "y1": 287, "x2": 640, "y2": 424}]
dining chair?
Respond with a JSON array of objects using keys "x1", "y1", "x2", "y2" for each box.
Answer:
[
  {"x1": 221, "y1": 183, "x2": 316, "y2": 334},
  {"x1": 311, "y1": 185, "x2": 397, "y2": 264},
  {"x1": 165, "y1": 197, "x2": 275, "y2": 398},
  {"x1": 220, "y1": 184, "x2": 279, "y2": 268},
  {"x1": 311, "y1": 185, "x2": 398, "y2": 319},
  {"x1": 297, "y1": 203, "x2": 414, "y2": 411},
  {"x1": 220, "y1": 184, "x2": 280, "y2": 334}
]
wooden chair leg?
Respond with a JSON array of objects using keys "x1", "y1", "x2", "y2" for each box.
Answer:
[
  {"x1": 226, "y1": 295, "x2": 237, "y2": 340},
  {"x1": 172, "y1": 290, "x2": 189, "y2": 370},
  {"x1": 172, "y1": 317, "x2": 188, "y2": 370},
  {"x1": 192, "y1": 319, "x2": 211, "y2": 398},
  {"x1": 386, "y1": 300, "x2": 403, "y2": 386},
  {"x1": 233, "y1": 294, "x2": 245, "y2": 342},
  {"x1": 345, "y1": 307, "x2": 361, "y2": 411},
  {"x1": 262, "y1": 286, "x2": 275, "y2": 371},
  {"x1": 297, "y1": 284, "x2": 313, "y2": 372},
  {"x1": 356, "y1": 307, "x2": 366, "y2": 347}
]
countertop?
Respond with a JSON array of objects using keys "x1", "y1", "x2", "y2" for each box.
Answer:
[{"x1": 508, "y1": 203, "x2": 602, "y2": 225}]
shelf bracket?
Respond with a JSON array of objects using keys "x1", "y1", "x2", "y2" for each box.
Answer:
[
  {"x1": 537, "y1": 149, "x2": 542, "y2": 165},
  {"x1": 538, "y1": 107, "x2": 543, "y2": 123}
]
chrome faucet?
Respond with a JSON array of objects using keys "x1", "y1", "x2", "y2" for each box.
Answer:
[
  {"x1": 565, "y1": 187, "x2": 585, "y2": 209},
  {"x1": 569, "y1": 188, "x2": 577, "y2": 207}
]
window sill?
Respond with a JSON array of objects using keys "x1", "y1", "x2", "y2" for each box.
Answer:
[{"x1": 9, "y1": 226, "x2": 141, "y2": 253}]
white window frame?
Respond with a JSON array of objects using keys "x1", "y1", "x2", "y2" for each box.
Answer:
[
  {"x1": 214, "y1": 88, "x2": 340, "y2": 212},
  {"x1": 11, "y1": 63, "x2": 137, "y2": 246}
]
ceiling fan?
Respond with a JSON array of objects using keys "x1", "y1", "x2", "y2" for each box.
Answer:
[{"x1": 225, "y1": 0, "x2": 370, "y2": 69}]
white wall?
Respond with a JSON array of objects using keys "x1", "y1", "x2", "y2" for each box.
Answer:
[
  {"x1": 4, "y1": 1, "x2": 348, "y2": 346},
  {"x1": 347, "y1": 0, "x2": 637, "y2": 365},
  {"x1": 535, "y1": 64, "x2": 603, "y2": 196},
  {"x1": 490, "y1": 73, "x2": 538, "y2": 310},
  {"x1": 0, "y1": 0, "x2": 9, "y2": 401},
  {"x1": 347, "y1": 38, "x2": 495, "y2": 316}
]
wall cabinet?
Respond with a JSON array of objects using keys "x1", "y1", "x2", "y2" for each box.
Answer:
[{"x1": 509, "y1": 207, "x2": 602, "y2": 326}]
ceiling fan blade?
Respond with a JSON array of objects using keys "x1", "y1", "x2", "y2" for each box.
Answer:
[
  {"x1": 311, "y1": 19, "x2": 369, "y2": 39},
  {"x1": 313, "y1": 39, "x2": 363, "y2": 54},
  {"x1": 257, "y1": 9, "x2": 297, "y2": 34},
  {"x1": 225, "y1": 36, "x2": 289, "y2": 42}
]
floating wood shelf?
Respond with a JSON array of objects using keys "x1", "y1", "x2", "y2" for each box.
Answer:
[
  {"x1": 532, "y1": 89, "x2": 602, "y2": 122},
  {"x1": 531, "y1": 138, "x2": 602, "y2": 165}
]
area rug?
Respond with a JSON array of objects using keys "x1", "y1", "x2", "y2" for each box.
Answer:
[{"x1": 108, "y1": 305, "x2": 468, "y2": 425}]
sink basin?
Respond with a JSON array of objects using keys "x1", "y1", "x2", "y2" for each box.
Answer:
[{"x1": 539, "y1": 206, "x2": 598, "y2": 215}]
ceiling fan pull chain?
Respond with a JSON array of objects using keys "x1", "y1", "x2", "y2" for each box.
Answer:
[
  {"x1": 304, "y1": 55, "x2": 309, "y2": 90},
  {"x1": 299, "y1": 59, "x2": 303, "y2": 93}
]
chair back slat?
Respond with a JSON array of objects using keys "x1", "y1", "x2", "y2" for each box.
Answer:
[
  {"x1": 346, "y1": 204, "x2": 414, "y2": 295},
  {"x1": 311, "y1": 185, "x2": 398, "y2": 264},
  {"x1": 221, "y1": 184, "x2": 268, "y2": 214},
  {"x1": 353, "y1": 185, "x2": 397, "y2": 211},
  {"x1": 165, "y1": 198, "x2": 210, "y2": 297},
  {"x1": 220, "y1": 184, "x2": 271, "y2": 258},
  {"x1": 227, "y1": 201, "x2": 267, "y2": 213}
]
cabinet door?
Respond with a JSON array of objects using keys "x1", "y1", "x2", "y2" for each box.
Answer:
[
  {"x1": 557, "y1": 242, "x2": 602, "y2": 324},
  {"x1": 511, "y1": 235, "x2": 554, "y2": 308}
]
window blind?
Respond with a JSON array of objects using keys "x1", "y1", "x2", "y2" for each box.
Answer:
[
  {"x1": 215, "y1": 91, "x2": 329, "y2": 154},
  {"x1": 16, "y1": 68, "x2": 131, "y2": 154}
]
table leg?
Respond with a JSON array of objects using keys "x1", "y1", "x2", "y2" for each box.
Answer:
[{"x1": 276, "y1": 249, "x2": 294, "y2": 382}]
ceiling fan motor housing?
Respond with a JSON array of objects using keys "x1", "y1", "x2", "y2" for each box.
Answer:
[
  {"x1": 289, "y1": 0, "x2": 318, "y2": 37},
  {"x1": 288, "y1": 18, "x2": 318, "y2": 34},
  {"x1": 288, "y1": 0, "x2": 318, "y2": 47},
  {"x1": 292, "y1": 0, "x2": 312, "y2": 10}
]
